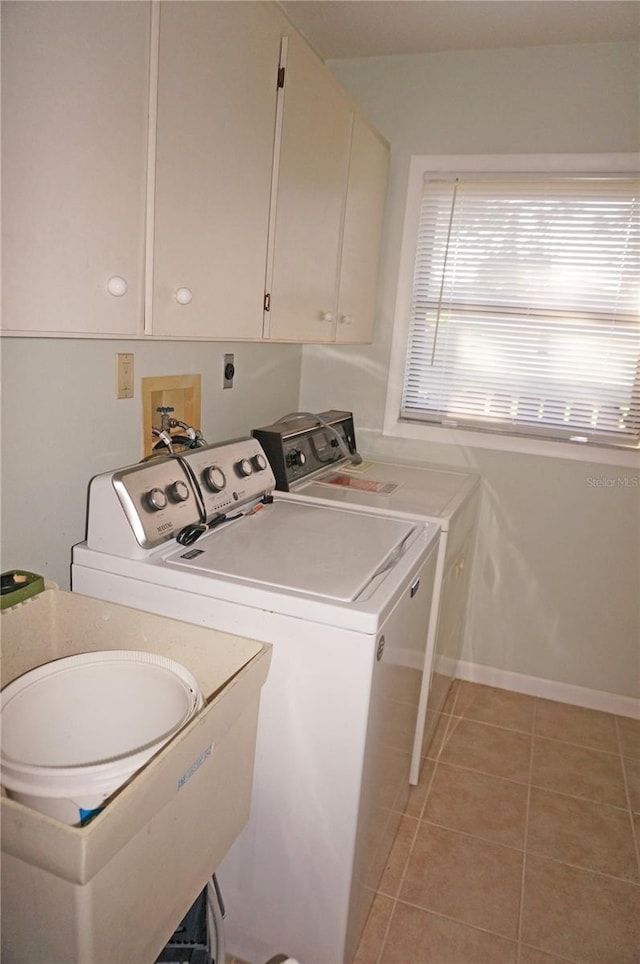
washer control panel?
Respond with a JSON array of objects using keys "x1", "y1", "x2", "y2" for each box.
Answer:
[{"x1": 96, "y1": 438, "x2": 275, "y2": 550}]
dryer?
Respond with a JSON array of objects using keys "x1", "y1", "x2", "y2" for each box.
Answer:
[{"x1": 253, "y1": 411, "x2": 480, "y2": 783}]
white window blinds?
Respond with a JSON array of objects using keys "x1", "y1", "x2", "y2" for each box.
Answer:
[{"x1": 401, "y1": 175, "x2": 640, "y2": 449}]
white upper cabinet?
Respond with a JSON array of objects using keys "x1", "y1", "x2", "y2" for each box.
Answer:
[
  {"x1": 1, "y1": 1, "x2": 150, "y2": 336},
  {"x1": 150, "y1": 2, "x2": 282, "y2": 339},
  {"x1": 263, "y1": 30, "x2": 353, "y2": 343},
  {"x1": 1, "y1": 1, "x2": 389, "y2": 343},
  {"x1": 263, "y1": 31, "x2": 390, "y2": 344},
  {"x1": 335, "y1": 116, "x2": 390, "y2": 344}
]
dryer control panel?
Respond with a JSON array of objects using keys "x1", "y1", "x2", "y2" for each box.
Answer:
[{"x1": 252, "y1": 410, "x2": 357, "y2": 490}]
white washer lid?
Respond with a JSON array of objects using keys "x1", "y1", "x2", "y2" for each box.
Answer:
[{"x1": 165, "y1": 500, "x2": 417, "y2": 602}]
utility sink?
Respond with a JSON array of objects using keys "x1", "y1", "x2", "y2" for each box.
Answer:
[{"x1": 1, "y1": 588, "x2": 271, "y2": 963}]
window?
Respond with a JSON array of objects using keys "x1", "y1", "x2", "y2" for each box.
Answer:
[{"x1": 390, "y1": 156, "x2": 640, "y2": 453}]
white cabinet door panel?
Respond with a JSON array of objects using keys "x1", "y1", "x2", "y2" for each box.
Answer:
[
  {"x1": 265, "y1": 30, "x2": 352, "y2": 343},
  {"x1": 151, "y1": 2, "x2": 281, "y2": 339},
  {"x1": 1, "y1": 1, "x2": 150, "y2": 336},
  {"x1": 336, "y1": 116, "x2": 390, "y2": 344}
]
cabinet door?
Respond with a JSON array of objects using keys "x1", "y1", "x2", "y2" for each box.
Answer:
[
  {"x1": 151, "y1": 2, "x2": 281, "y2": 339},
  {"x1": 1, "y1": 1, "x2": 150, "y2": 336},
  {"x1": 264, "y1": 31, "x2": 352, "y2": 343},
  {"x1": 336, "y1": 116, "x2": 390, "y2": 344}
]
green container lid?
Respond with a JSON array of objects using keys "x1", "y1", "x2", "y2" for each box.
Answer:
[{"x1": 0, "y1": 571, "x2": 45, "y2": 610}]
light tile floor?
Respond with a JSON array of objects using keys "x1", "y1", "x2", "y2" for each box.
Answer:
[
  {"x1": 354, "y1": 680, "x2": 640, "y2": 964},
  {"x1": 227, "y1": 680, "x2": 640, "y2": 964}
]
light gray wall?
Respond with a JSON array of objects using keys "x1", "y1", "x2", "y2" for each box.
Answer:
[
  {"x1": 300, "y1": 41, "x2": 640, "y2": 698},
  {"x1": 0, "y1": 339, "x2": 302, "y2": 588}
]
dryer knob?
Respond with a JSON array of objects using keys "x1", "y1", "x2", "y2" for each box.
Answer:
[
  {"x1": 251, "y1": 453, "x2": 268, "y2": 471},
  {"x1": 146, "y1": 487, "x2": 167, "y2": 511},
  {"x1": 286, "y1": 449, "x2": 306, "y2": 468},
  {"x1": 204, "y1": 466, "x2": 226, "y2": 493},
  {"x1": 236, "y1": 458, "x2": 253, "y2": 478}
]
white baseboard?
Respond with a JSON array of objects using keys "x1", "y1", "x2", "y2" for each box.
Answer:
[{"x1": 456, "y1": 660, "x2": 640, "y2": 720}]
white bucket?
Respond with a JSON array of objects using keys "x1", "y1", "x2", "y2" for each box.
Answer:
[{"x1": 0, "y1": 650, "x2": 203, "y2": 826}]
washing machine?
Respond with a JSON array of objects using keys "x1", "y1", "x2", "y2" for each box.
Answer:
[
  {"x1": 71, "y1": 435, "x2": 440, "y2": 964},
  {"x1": 253, "y1": 411, "x2": 481, "y2": 783}
]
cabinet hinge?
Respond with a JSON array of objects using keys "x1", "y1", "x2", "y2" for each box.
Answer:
[
  {"x1": 264, "y1": 292, "x2": 271, "y2": 312},
  {"x1": 277, "y1": 66, "x2": 286, "y2": 89}
]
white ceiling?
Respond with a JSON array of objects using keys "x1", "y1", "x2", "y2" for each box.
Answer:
[{"x1": 278, "y1": 1, "x2": 640, "y2": 60}]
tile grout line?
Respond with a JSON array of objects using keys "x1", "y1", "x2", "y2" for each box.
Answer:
[
  {"x1": 373, "y1": 897, "x2": 396, "y2": 964},
  {"x1": 386, "y1": 897, "x2": 521, "y2": 947},
  {"x1": 524, "y1": 780, "x2": 630, "y2": 811},
  {"x1": 450, "y1": 711, "x2": 626, "y2": 758},
  {"x1": 442, "y1": 712, "x2": 535, "y2": 738},
  {"x1": 515, "y1": 698, "x2": 536, "y2": 964},
  {"x1": 430, "y1": 752, "x2": 631, "y2": 812},
  {"x1": 517, "y1": 849, "x2": 640, "y2": 887},
  {"x1": 533, "y1": 731, "x2": 627, "y2": 758},
  {"x1": 376, "y1": 685, "x2": 461, "y2": 963},
  {"x1": 615, "y1": 714, "x2": 640, "y2": 881},
  {"x1": 518, "y1": 940, "x2": 586, "y2": 964},
  {"x1": 373, "y1": 773, "x2": 428, "y2": 962},
  {"x1": 414, "y1": 816, "x2": 525, "y2": 853},
  {"x1": 408, "y1": 815, "x2": 640, "y2": 887}
]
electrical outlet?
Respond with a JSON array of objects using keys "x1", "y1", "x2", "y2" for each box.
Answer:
[
  {"x1": 116, "y1": 353, "x2": 134, "y2": 399},
  {"x1": 223, "y1": 353, "x2": 235, "y2": 389}
]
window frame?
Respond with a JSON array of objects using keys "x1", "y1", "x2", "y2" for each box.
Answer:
[{"x1": 383, "y1": 153, "x2": 640, "y2": 467}]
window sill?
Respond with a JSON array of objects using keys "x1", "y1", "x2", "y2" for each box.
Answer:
[{"x1": 382, "y1": 415, "x2": 640, "y2": 468}]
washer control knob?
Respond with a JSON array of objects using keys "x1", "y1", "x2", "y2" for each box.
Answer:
[
  {"x1": 204, "y1": 465, "x2": 226, "y2": 493},
  {"x1": 251, "y1": 453, "x2": 268, "y2": 471},
  {"x1": 146, "y1": 487, "x2": 168, "y2": 511},
  {"x1": 170, "y1": 480, "x2": 190, "y2": 502},
  {"x1": 236, "y1": 458, "x2": 253, "y2": 478},
  {"x1": 286, "y1": 449, "x2": 306, "y2": 468}
]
